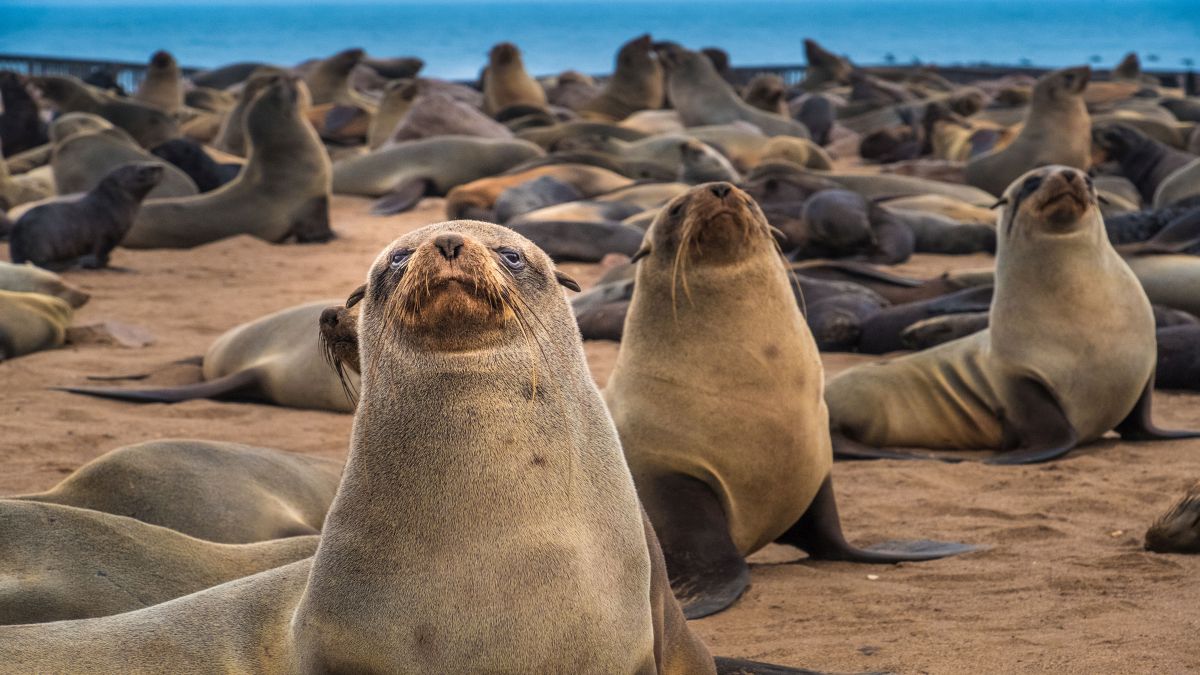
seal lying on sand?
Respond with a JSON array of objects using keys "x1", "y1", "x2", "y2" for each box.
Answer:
[
  {"x1": 0, "y1": 262, "x2": 89, "y2": 307},
  {"x1": 31, "y1": 75, "x2": 178, "y2": 148},
  {"x1": 0, "y1": 290, "x2": 72, "y2": 361},
  {"x1": 826, "y1": 166, "x2": 1198, "y2": 463},
  {"x1": 604, "y1": 183, "x2": 975, "y2": 619}
]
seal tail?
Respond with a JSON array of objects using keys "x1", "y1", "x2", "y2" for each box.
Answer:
[{"x1": 54, "y1": 368, "x2": 263, "y2": 404}]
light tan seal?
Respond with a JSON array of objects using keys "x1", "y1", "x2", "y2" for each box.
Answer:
[
  {"x1": 826, "y1": 166, "x2": 1198, "y2": 463},
  {"x1": 604, "y1": 182, "x2": 974, "y2": 619},
  {"x1": 0, "y1": 221, "x2": 724, "y2": 674},
  {"x1": 123, "y1": 75, "x2": 333, "y2": 248},
  {"x1": 301, "y1": 48, "x2": 374, "y2": 109},
  {"x1": 0, "y1": 261, "x2": 90, "y2": 307},
  {"x1": 1153, "y1": 157, "x2": 1200, "y2": 207},
  {"x1": 59, "y1": 299, "x2": 358, "y2": 412},
  {"x1": 134, "y1": 50, "x2": 185, "y2": 112},
  {"x1": 581, "y1": 34, "x2": 664, "y2": 121},
  {"x1": 0, "y1": 289, "x2": 72, "y2": 360},
  {"x1": 965, "y1": 66, "x2": 1093, "y2": 196},
  {"x1": 13, "y1": 439, "x2": 342, "y2": 544},
  {"x1": 366, "y1": 79, "x2": 418, "y2": 149},
  {"x1": 31, "y1": 74, "x2": 178, "y2": 148},
  {"x1": 0, "y1": 500, "x2": 316, "y2": 625},
  {"x1": 51, "y1": 124, "x2": 197, "y2": 200},
  {"x1": 482, "y1": 42, "x2": 548, "y2": 116}
]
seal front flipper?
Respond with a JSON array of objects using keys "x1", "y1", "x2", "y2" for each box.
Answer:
[
  {"x1": 288, "y1": 196, "x2": 333, "y2": 243},
  {"x1": 641, "y1": 472, "x2": 749, "y2": 619},
  {"x1": 1115, "y1": 375, "x2": 1200, "y2": 441},
  {"x1": 777, "y1": 475, "x2": 978, "y2": 562},
  {"x1": 55, "y1": 367, "x2": 264, "y2": 404},
  {"x1": 713, "y1": 657, "x2": 831, "y2": 674},
  {"x1": 987, "y1": 376, "x2": 1079, "y2": 465},
  {"x1": 369, "y1": 178, "x2": 432, "y2": 215}
]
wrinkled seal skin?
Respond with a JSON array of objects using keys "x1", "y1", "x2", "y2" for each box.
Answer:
[
  {"x1": 827, "y1": 166, "x2": 1197, "y2": 464},
  {"x1": 10, "y1": 162, "x2": 164, "y2": 270}
]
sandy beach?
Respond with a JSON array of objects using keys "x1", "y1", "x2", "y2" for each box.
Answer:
[{"x1": 2, "y1": 195, "x2": 1198, "y2": 673}]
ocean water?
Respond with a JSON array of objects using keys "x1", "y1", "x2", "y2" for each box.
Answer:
[{"x1": 1, "y1": 0, "x2": 1197, "y2": 79}]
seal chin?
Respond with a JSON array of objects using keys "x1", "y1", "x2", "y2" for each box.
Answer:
[{"x1": 391, "y1": 241, "x2": 513, "y2": 349}]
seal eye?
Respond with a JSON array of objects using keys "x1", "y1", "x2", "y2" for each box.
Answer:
[
  {"x1": 669, "y1": 202, "x2": 685, "y2": 218},
  {"x1": 498, "y1": 247, "x2": 525, "y2": 271},
  {"x1": 1017, "y1": 175, "x2": 1043, "y2": 202},
  {"x1": 389, "y1": 250, "x2": 411, "y2": 271}
]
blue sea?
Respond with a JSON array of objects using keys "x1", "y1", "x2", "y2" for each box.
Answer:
[{"x1": 1, "y1": 0, "x2": 1197, "y2": 79}]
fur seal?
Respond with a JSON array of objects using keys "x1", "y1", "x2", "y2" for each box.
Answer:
[
  {"x1": 547, "y1": 70, "x2": 600, "y2": 110},
  {"x1": 826, "y1": 166, "x2": 1198, "y2": 463},
  {"x1": 124, "y1": 75, "x2": 333, "y2": 248},
  {"x1": 31, "y1": 75, "x2": 178, "y2": 148},
  {"x1": 0, "y1": 500, "x2": 317, "y2": 624},
  {"x1": 0, "y1": 262, "x2": 89, "y2": 307},
  {"x1": 60, "y1": 299, "x2": 357, "y2": 412},
  {"x1": 134, "y1": 50, "x2": 185, "y2": 112},
  {"x1": 482, "y1": 42, "x2": 548, "y2": 116},
  {"x1": 659, "y1": 45, "x2": 810, "y2": 138},
  {"x1": 0, "y1": 221, "x2": 730, "y2": 674},
  {"x1": 52, "y1": 123, "x2": 197, "y2": 200},
  {"x1": 795, "y1": 188, "x2": 914, "y2": 263},
  {"x1": 13, "y1": 439, "x2": 341, "y2": 544},
  {"x1": 801, "y1": 39, "x2": 854, "y2": 90},
  {"x1": 301, "y1": 48, "x2": 374, "y2": 109},
  {"x1": 0, "y1": 289, "x2": 72, "y2": 360},
  {"x1": 581, "y1": 34, "x2": 665, "y2": 121},
  {"x1": 605, "y1": 182, "x2": 974, "y2": 619},
  {"x1": 0, "y1": 72, "x2": 48, "y2": 156},
  {"x1": 1093, "y1": 123, "x2": 1196, "y2": 203},
  {"x1": 150, "y1": 138, "x2": 241, "y2": 192},
  {"x1": 10, "y1": 161, "x2": 163, "y2": 269},
  {"x1": 742, "y1": 73, "x2": 789, "y2": 116},
  {"x1": 189, "y1": 61, "x2": 272, "y2": 89},
  {"x1": 366, "y1": 79, "x2": 417, "y2": 148},
  {"x1": 386, "y1": 92, "x2": 511, "y2": 143},
  {"x1": 444, "y1": 163, "x2": 630, "y2": 220},
  {"x1": 211, "y1": 73, "x2": 278, "y2": 157},
  {"x1": 1154, "y1": 157, "x2": 1200, "y2": 207},
  {"x1": 965, "y1": 67, "x2": 1092, "y2": 196},
  {"x1": 1145, "y1": 481, "x2": 1200, "y2": 553},
  {"x1": 331, "y1": 136, "x2": 543, "y2": 214}
]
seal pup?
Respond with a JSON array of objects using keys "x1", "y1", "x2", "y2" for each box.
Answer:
[
  {"x1": 1093, "y1": 123, "x2": 1196, "y2": 203},
  {"x1": 659, "y1": 44, "x2": 810, "y2": 138},
  {"x1": 826, "y1": 166, "x2": 1199, "y2": 463},
  {"x1": 965, "y1": 67, "x2": 1092, "y2": 196},
  {"x1": 150, "y1": 138, "x2": 241, "y2": 192},
  {"x1": 0, "y1": 262, "x2": 89, "y2": 307},
  {"x1": 0, "y1": 221, "x2": 726, "y2": 674},
  {"x1": 10, "y1": 162, "x2": 164, "y2": 270},
  {"x1": 13, "y1": 439, "x2": 341, "y2": 544},
  {"x1": 0, "y1": 72, "x2": 48, "y2": 155},
  {"x1": 31, "y1": 75, "x2": 178, "y2": 148},
  {"x1": 0, "y1": 289, "x2": 72, "y2": 361},
  {"x1": 124, "y1": 75, "x2": 333, "y2": 248},
  {"x1": 134, "y1": 50, "x2": 184, "y2": 112},
  {"x1": 581, "y1": 34, "x2": 664, "y2": 121},
  {"x1": 605, "y1": 183, "x2": 974, "y2": 618},
  {"x1": 0, "y1": 500, "x2": 317, "y2": 624},
  {"x1": 59, "y1": 299, "x2": 357, "y2": 412},
  {"x1": 1145, "y1": 482, "x2": 1200, "y2": 553},
  {"x1": 482, "y1": 42, "x2": 548, "y2": 116}
]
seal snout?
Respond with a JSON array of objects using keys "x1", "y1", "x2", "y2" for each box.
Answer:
[
  {"x1": 433, "y1": 233, "x2": 465, "y2": 260},
  {"x1": 709, "y1": 183, "x2": 732, "y2": 200},
  {"x1": 1033, "y1": 168, "x2": 1093, "y2": 227}
]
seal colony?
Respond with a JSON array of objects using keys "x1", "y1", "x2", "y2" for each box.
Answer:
[{"x1": 3, "y1": 33, "x2": 1200, "y2": 672}]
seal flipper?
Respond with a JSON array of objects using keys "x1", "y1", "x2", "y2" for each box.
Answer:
[
  {"x1": 289, "y1": 196, "x2": 334, "y2": 243},
  {"x1": 1115, "y1": 375, "x2": 1200, "y2": 441},
  {"x1": 987, "y1": 376, "x2": 1079, "y2": 464},
  {"x1": 370, "y1": 178, "x2": 432, "y2": 215},
  {"x1": 713, "y1": 657, "x2": 830, "y2": 674},
  {"x1": 831, "y1": 432, "x2": 962, "y2": 462},
  {"x1": 641, "y1": 472, "x2": 750, "y2": 619},
  {"x1": 777, "y1": 475, "x2": 977, "y2": 562},
  {"x1": 54, "y1": 367, "x2": 264, "y2": 404}
]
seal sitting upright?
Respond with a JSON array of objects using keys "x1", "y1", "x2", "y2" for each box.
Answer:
[
  {"x1": 604, "y1": 182, "x2": 975, "y2": 619},
  {"x1": 826, "y1": 166, "x2": 1199, "y2": 463}
]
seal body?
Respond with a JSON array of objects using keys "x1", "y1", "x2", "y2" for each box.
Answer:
[
  {"x1": 0, "y1": 262, "x2": 89, "y2": 307},
  {"x1": 482, "y1": 43, "x2": 547, "y2": 115},
  {"x1": 134, "y1": 50, "x2": 184, "y2": 112},
  {"x1": 0, "y1": 290, "x2": 72, "y2": 360},
  {"x1": 581, "y1": 34, "x2": 664, "y2": 121},
  {"x1": 32, "y1": 75, "x2": 177, "y2": 148}
]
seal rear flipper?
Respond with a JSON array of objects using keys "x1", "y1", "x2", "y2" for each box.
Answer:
[
  {"x1": 831, "y1": 432, "x2": 962, "y2": 462},
  {"x1": 713, "y1": 657, "x2": 835, "y2": 675},
  {"x1": 370, "y1": 178, "x2": 431, "y2": 215},
  {"x1": 777, "y1": 475, "x2": 978, "y2": 562},
  {"x1": 54, "y1": 367, "x2": 264, "y2": 404},
  {"x1": 641, "y1": 472, "x2": 749, "y2": 619},
  {"x1": 1115, "y1": 375, "x2": 1200, "y2": 441},
  {"x1": 987, "y1": 376, "x2": 1079, "y2": 464}
]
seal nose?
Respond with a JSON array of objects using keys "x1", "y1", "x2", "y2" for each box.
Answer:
[
  {"x1": 709, "y1": 183, "x2": 732, "y2": 200},
  {"x1": 434, "y1": 233, "x2": 465, "y2": 260},
  {"x1": 320, "y1": 307, "x2": 340, "y2": 329}
]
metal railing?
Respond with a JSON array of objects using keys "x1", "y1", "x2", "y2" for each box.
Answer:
[{"x1": 0, "y1": 54, "x2": 200, "y2": 92}]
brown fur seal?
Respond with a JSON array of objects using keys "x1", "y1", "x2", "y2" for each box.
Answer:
[
  {"x1": 51, "y1": 121, "x2": 197, "y2": 200},
  {"x1": 366, "y1": 79, "x2": 418, "y2": 148},
  {"x1": 0, "y1": 221, "x2": 727, "y2": 674},
  {"x1": 604, "y1": 182, "x2": 974, "y2": 619},
  {"x1": 134, "y1": 50, "x2": 184, "y2": 112},
  {"x1": 801, "y1": 39, "x2": 854, "y2": 90},
  {"x1": 547, "y1": 70, "x2": 600, "y2": 110},
  {"x1": 0, "y1": 289, "x2": 72, "y2": 361},
  {"x1": 826, "y1": 166, "x2": 1198, "y2": 463},
  {"x1": 0, "y1": 500, "x2": 316, "y2": 624},
  {"x1": 1093, "y1": 123, "x2": 1197, "y2": 203},
  {"x1": 13, "y1": 439, "x2": 341, "y2": 544},
  {"x1": 0, "y1": 71, "x2": 48, "y2": 156},
  {"x1": 966, "y1": 67, "x2": 1093, "y2": 196},
  {"x1": 60, "y1": 299, "x2": 356, "y2": 412},
  {"x1": 301, "y1": 48, "x2": 374, "y2": 109},
  {"x1": 444, "y1": 163, "x2": 631, "y2": 220},
  {"x1": 124, "y1": 75, "x2": 333, "y2": 248},
  {"x1": 581, "y1": 34, "x2": 664, "y2": 121},
  {"x1": 482, "y1": 42, "x2": 548, "y2": 116},
  {"x1": 211, "y1": 73, "x2": 279, "y2": 157},
  {"x1": 659, "y1": 44, "x2": 810, "y2": 138},
  {"x1": 0, "y1": 262, "x2": 89, "y2": 307},
  {"x1": 10, "y1": 162, "x2": 163, "y2": 270},
  {"x1": 31, "y1": 75, "x2": 178, "y2": 148},
  {"x1": 331, "y1": 136, "x2": 542, "y2": 214},
  {"x1": 742, "y1": 73, "x2": 789, "y2": 116},
  {"x1": 1154, "y1": 157, "x2": 1200, "y2": 207},
  {"x1": 1145, "y1": 481, "x2": 1200, "y2": 553},
  {"x1": 386, "y1": 92, "x2": 512, "y2": 143}
]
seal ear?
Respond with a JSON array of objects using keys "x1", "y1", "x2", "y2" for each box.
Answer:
[
  {"x1": 346, "y1": 284, "x2": 367, "y2": 308},
  {"x1": 989, "y1": 197, "x2": 1009, "y2": 210},
  {"x1": 1096, "y1": 193, "x2": 1111, "y2": 206},
  {"x1": 629, "y1": 242, "x2": 652, "y2": 263},
  {"x1": 554, "y1": 270, "x2": 581, "y2": 293}
]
